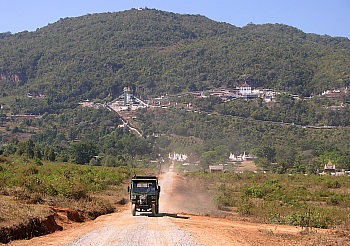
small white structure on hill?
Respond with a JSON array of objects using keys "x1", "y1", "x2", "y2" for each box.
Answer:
[
  {"x1": 169, "y1": 152, "x2": 188, "y2": 162},
  {"x1": 239, "y1": 83, "x2": 252, "y2": 95},
  {"x1": 229, "y1": 152, "x2": 252, "y2": 162},
  {"x1": 229, "y1": 153, "x2": 240, "y2": 162},
  {"x1": 320, "y1": 159, "x2": 336, "y2": 175}
]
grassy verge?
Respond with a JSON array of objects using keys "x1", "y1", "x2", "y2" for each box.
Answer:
[
  {"x1": 185, "y1": 171, "x2": 350, "y2": 230},
  {"x1": 0, "y1": 155, "x2": 140, "y2": 241}
]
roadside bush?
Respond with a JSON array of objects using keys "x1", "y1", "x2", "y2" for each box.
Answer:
[
  {"x1": 244, "y1": 185, "x2": 266, "y2": 198},
  {"x1": 23, "y1": 177, "x2": 42, "y2": 194},
  {"x1": 328, "y1": 196, "x2": 340, "y2": 206},
  {"x1": 325, "y1": 179, "x2": 341, "y2": 189},
  {"x1": 7, "y1": 160, "x2": 133, "y2": 201},
  {"x1": 34, "y1": 158, "x2": 43, "y2": 166},
  {"x1": 213, "y1": 185, "x2": 237, "y2": 208},
  {"x1": 21, "y1": 165, "x2": 39, "y2": 176},
  {"x1": 237, "y1": 196, "x2": 254, "y2": 215},
  {"x1": 67, "y1": 183, "x2": 89, "y2": 200},
  {"x1": 0, "y1": 156, "x2": 8, "y2": 163},
  {"x1": 327, "y1": 193, "x2": 349, "y2": 206},
  {"x1": 284, "y1": 206, "x2": 337, "y2": 229},
  {"x1": 43, "y1": 183, "x2": 58, "y2": 196},
  {"x1": 15, "y1": 190, "x2": 43, "y2": 204},
  {"x1": 186, "y1": 172, "x2": 350, "y2": 229},
  {"x1": 243, "y1": 179, "x2": 282, "y2": 199}
]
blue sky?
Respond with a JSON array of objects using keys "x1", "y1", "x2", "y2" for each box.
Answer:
[{"x1": 1, "y1": 0, "x2": 349, "y2": 38}]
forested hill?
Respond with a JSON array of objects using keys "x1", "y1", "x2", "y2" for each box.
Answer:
[{"x1": 1, "y1": 8, "x2": 350, "y2": 107}]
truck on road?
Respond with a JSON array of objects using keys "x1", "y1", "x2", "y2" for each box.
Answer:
[{"x1": 129, "y1": 176, "x2": 161, "y2": 216}]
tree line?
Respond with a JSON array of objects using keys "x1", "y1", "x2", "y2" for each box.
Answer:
[
  {"x1": 0, "y1": 107, "x2": 155, "y2": 167},
  {"x1": 136, "y1": 106, "x2": 350, "y2": 173}
]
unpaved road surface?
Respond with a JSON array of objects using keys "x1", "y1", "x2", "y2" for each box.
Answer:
[
  {"x1": 69, "y1": 171, "x2": 199, "y2": 245},
  {"x1": 7, "y1": 167, "x2": 345, "y2": 246}
]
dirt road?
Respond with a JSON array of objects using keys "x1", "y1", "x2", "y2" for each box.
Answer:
[
  {"x1": 7, "y1": 168, "x2": 343, "y2": 246},
  {"x1": 67, "y1": 171, "x2": 200, "y2": 246}
]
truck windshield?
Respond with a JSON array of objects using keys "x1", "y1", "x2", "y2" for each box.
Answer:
[{"x1": 132, "y1": 181, "x2": 156, "y2": 193}]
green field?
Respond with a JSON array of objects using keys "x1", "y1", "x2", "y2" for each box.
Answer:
[{"x1": 186, "y1": 171, "x2": 350, "y2": 230}]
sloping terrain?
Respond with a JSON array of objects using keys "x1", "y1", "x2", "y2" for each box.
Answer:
[{"x1": 1, "y1": 8, "x2": 350, "y2": 113}]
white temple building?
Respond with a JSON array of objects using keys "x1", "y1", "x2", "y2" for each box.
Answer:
[
  {"x1": 229, "y1": 152, "x2": 252, "y2": 162},
  {"x1": 169, "y1": 152, "x2": 188, "y2": 162}
]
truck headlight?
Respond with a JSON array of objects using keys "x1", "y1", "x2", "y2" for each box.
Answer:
[{"x1": 131, "y1": 195, "x2": 136, "y2": 200}]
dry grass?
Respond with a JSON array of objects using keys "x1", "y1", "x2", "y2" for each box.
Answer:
[
  {"x1": 0, "y1": 184, "x2": 129, "y2": 240},
  {"x1": 0, "y1": 196, "x2": 52, "y2": 228},
  {"x1": 235, "y1": 160, "x2": 257, "y2": 172},
  {"x1": 0, "y1": 156, "x2": 133, "y2": 235}
]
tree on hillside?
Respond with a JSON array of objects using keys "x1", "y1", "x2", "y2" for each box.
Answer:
[{"x1": 69, "y1": 141, "x2": 98, "y2": 164}]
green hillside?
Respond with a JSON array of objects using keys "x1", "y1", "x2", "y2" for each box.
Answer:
[
  {"x1": 1, "y1": 9, "x2": 350, "y2": 174},
  {"x1": 1, "y1": 8, "x2": 350, "y2": 113},
  {"x1": 3, "y1": 9, "x2": 350, "y2": 240}
]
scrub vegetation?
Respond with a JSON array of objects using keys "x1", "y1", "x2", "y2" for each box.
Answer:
[{"x1": 187, "y1": 171, "x2": 350, "y2": 230}]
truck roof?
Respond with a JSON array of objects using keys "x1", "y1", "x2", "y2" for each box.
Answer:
[{"x1": 132, "y1": 175, "x2": 158, "y2": 180}]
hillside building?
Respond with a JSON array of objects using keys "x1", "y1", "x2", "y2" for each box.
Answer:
[
  {"x1": 239, "y1": 83, "x2": 252, "y2": 95},
  {"x1": 209, "y1": 165, "x2": 224, "y2": 173},
  {"x1": 324, "y1": 159, "x2": 336, "y2": 173},
  {"x1": 123, "y1": 87, "x2": 133, "y2": 106}
]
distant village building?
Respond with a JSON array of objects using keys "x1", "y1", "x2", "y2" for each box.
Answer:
[
  {"x1": 321, "y1": 89, "x2": 343, "y2": 98},
  {"x1": 320, "y1": 159, "x2": 336, "y2": 175},
  {"x1": 324, "y1": 159, "x2": 336, "y2": 173},
  {"x1": 123, "y1": 87, "x2": 133, "y2": 106},
  {"x1": 319, "y1": 159, "x2": 350, "y2": 176},
  {"x1": 209, "y1": 165, "x2": 224, "y2": 173},
  {"x1": 169, "y1": 152, "x2": 188, "y2": 162},
  {"x1": 237, "y1": 83, "x2": 258, "y2": 99},
  {"x1": 239, "y1": 83, "x2": 252, "y2": 95},
  {"x1": 229, "y1": 153, "x2": 240, "y2": 162},
  {"x1": 229, "y1": 152, "x2": 252, "y2": 162}
]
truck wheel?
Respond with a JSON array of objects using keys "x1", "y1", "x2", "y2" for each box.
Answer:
[
  {"x1": 131, "y1": 204, "x2": 136, "y2": 216},
  {"x1": 155, "y1": 203, "x2": 159, "y2": 214},
  {"x1": 151, "y1": 204, "x2": 156, "y2": 215}
]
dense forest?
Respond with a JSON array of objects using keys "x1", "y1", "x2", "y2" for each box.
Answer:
[
  {"x1": 1, "y1": 8, "x2": 350, "y2": 106},
  {"x1": 1, "y1": 9, "x2": 350, "y2": 173}
]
